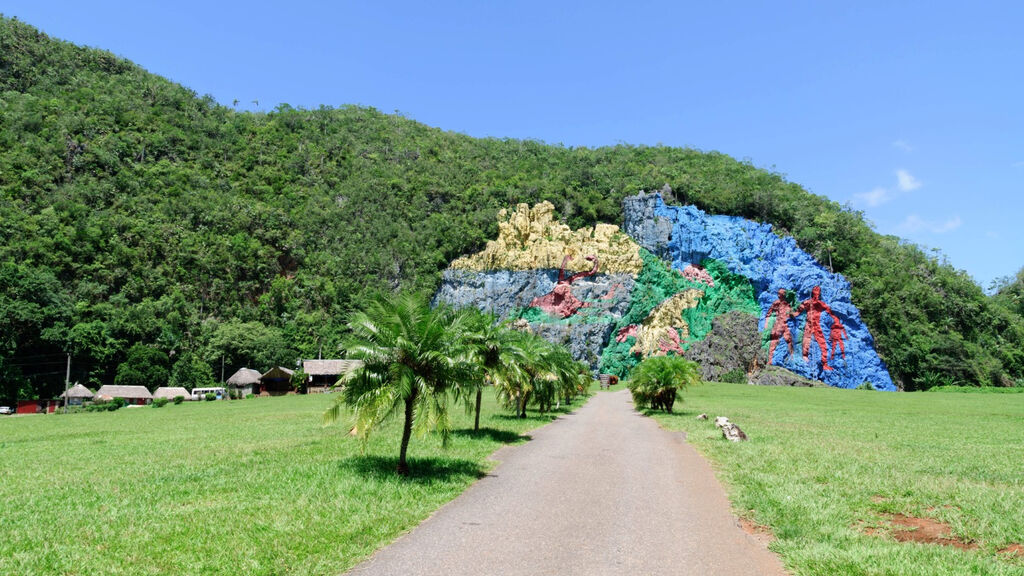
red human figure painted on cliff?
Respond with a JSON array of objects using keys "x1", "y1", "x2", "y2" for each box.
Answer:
[
  {"x1": 793, "y1": 285, "x2": 834, "y2": 371},
  {"x1": 530, "y1": 255, "x2": 599, "y2": 318},
  {"x1": 764, "y1": 288, "x2": 795, "y2": 364},
  {"x1": 828, "y1": 311, "x2": 847, "y2": 362}
]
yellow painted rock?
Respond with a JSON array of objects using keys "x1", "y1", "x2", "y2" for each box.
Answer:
[{"x1": 450, "y1": 201, "x2": 644, "y2": 274}]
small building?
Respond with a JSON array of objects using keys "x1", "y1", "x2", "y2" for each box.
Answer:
[
  {"x1": 94, "y1": 385, "x2": 153, "y2": 405},
  {"x1": 60, "y1": 383, "x2": 95, "y2": 406},
  {"x1": 153, "y1": 387, "x2": 191, "y2": 401},
  {"x1": 225, "y1": 367, "x2": 262, "y2": 397},
  {"x1": 259, "y1": 366, "x2": 294, "y2": 396},
  {"x1": 302, "y1": 359, "x2": 363, "y2": 393}
]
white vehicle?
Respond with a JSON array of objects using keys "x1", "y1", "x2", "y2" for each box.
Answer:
[
  {"x1": 0, "y1": 406, "x2": 13, "y2": 415},
  {"x1": 191, "y1": 387, "x2": 227, "y2": 401}
]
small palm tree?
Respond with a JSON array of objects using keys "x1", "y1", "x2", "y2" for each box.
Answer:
[
  {"x1": 458, "y1": 310, "x2": 526, "y2": 430},
  {"x1": 627, "y1": 355, "x2": 700, "y2": 413},
  {"x1": 495, "y1": 331, "x2": 584, "y2": 418},
  {"x1": 323, "y1": 292, "x2": 470, "y2": 476}
]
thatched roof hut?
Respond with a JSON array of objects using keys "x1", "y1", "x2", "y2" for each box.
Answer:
[
  {"x1": 302, "y1": 359, "x2": 363, "y2": 392},
  {"x1": 303, "y1": 359, "x2": 363, "y2": 377},
  {"x1": 259, "y1": 366, "x2": 294, "y2": 395},
  {"x1": 94, "y1": 385, "x2": 153, "y2": 405},
  {"x1": 60, "y1": 383, "x2": 94, "y2": 399},
  {"x1": 226, "y1": 368, "x2": 262, "y2": 388},
  {"x1": 153, "y1": 387, "x2": 191, "y2": 400}
]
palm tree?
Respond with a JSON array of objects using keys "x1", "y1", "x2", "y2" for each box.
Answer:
[
  {"x1": 323, "y1": 292, "x2": 470, "y2": 475},
  {"x1": 495, "y1": 331, "x2": 585, "y2": 418},
  {"x1": 627, "y1": 355, "x2": 700, "y2": 413},
  {"x1": 458, "y1": 310, "x2": 526, "y2": 430}
]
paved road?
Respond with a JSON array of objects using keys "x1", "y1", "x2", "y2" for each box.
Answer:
[{"x1": 347, "y1": 390, "x2": 787, "y2": 576}]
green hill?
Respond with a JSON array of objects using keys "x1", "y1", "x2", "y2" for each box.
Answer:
[{"x1": 1, "y1": 16, "x2": 1022, "y2": 401}]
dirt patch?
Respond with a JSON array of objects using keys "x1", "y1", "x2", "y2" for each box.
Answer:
[
  {"x1": 870, "y1": 495, "x2": 888, "y2": 503},
  {"x1": 739, "y1": 516, "x2": 775, "y2": 546},
  {"x1": 869, "y1": 513, "x2": 977, "y2": 550},
  {"x1": 1000, "y1": 543, "x2": 1024, "y2": 557}
]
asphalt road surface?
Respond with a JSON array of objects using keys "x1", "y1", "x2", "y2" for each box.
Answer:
[{"x1": 347, "y1": 389, "x2": 787, "y2": 576}]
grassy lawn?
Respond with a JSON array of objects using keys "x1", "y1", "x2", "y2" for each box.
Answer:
[
  {"x1": 0, "y1": 393, "x2": 574, "y2": 576},
  {"x1": 641, "y1": 382, "x2": 1024, "y2": 576}
]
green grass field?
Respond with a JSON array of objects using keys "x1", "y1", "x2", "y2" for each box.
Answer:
[
  {"x1": 641, "y1": 383, "x2": 1024, "y2": 576},
  {"x1": 0, "y1": 394, "x2": 570, "y2": 576}
]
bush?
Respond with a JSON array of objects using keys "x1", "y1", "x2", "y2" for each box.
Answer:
[
  {"x1": 719, "y1": 368, "x2": 746, "y2": 384},
  {"x1": 204, "y1": 392, "x2": 216, "y2": 401},
  {"x1": 855, "y1": 382, "x2": 875, "y2": 391},
  {"x1": 628, "y1": 356, "x2": 701, "y2": 413},
  {"x1": 245, "y1": 393, "x2": 255, "y2": 399},
  {"x1": 152, "y1": 397, "x2": 169, "y2": 408},
  {"x1": 172, "y1": 396, "x2": 184, "y2": 404}
]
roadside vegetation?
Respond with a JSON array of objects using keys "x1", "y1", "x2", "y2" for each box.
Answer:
[
  {"x1": 324, "y1": 292, "x2": 589, "y2": 475},
  {"x1": 0, "y1": 391, "x2": 579, "y2": 575},
  {"x1": 626, "y1": 355, "x2": 701, "y2": 412},
  {"x1": 639, "y1": 383, "x2": 1024, "y2": 576}
]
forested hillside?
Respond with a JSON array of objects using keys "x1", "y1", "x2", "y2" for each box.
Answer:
[{"x1": 1, "y1": 16, "x2": 1022, "y2": 401}]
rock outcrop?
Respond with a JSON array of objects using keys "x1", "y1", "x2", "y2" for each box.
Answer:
[
  {"x1": 684, "y1": 310, "x2": 763, "y2": 382},
  {"x1": 436, "y1": 192, "x2": 895, "y2": 391},
  {"x1": 622, "y1": 192, "x2": 895, "y2": 391}
]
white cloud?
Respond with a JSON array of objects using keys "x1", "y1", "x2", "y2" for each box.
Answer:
[
  {"x1": 896, "y1": 169, "x2": 922, "y2": 191},
  {"x1": 899, "y1": 214, "x2": 962, "y2": 234},
  {"x1": 853, "y1": 187, "x2": 891, "y2": 207},
  {"x1": 892, "y1": 139, "x2": 913, "y2": 152}
]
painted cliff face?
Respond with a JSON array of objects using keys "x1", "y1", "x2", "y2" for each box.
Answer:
[{"x1": 436, "y1": 194, "x2": 895, "y2": 391}]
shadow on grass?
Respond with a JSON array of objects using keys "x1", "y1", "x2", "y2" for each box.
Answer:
[
  {"x1": 491, "y1": 409, "x2": 574, "y2": 423},
  {"x1": 339, "y1": 454, "x2": 487, "y2": 483},
  {"x1": 451, "y1": 427, "x2": 531, "y2": 444}
]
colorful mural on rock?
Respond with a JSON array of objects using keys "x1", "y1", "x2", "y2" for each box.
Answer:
[{"x1": 435, "y1": 193, "x2": 895, "y2": 390}]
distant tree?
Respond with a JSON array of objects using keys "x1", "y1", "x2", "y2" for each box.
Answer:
[
  {"x1": 114, "y1": 344, "x2": 170, "y2": 392},
  {"x1": 168, "y1": 352, "x2": 214, "y2": 392}
]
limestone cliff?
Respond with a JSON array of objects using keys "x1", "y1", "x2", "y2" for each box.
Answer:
[{"x1": 450, "y1": 202, "x2": 644, "y2": 274}]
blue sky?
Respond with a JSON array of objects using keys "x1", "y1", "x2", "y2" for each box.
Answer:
[{"x1": 5, "y1": 1, "x2": 1022, "y2": 289}]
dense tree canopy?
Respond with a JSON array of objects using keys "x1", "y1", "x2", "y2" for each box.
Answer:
[{"x1": 1, "y1": 16, "x2": 1022, "y2": 401}]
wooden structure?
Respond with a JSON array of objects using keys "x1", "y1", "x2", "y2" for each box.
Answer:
[
  {"x1": 225, "y1": 367, "x2": 262, "y2": 397},
  {"x1": 60, "y1": 383, "x2": 94, "y2": 406},
  {"x1": 94, "y1": 385, "x2": 153, "y2": 405},
  {"x1": 301, "y1": 359, "x2": 363, "y2": 393},
  {"x1": 153, "y1": 387, "x2": 190, "y2": 401},
  {"x1": 259, "y1": 366, "x2": 294, "y2": 396}
]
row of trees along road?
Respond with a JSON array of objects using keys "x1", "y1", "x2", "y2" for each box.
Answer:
[{"x1": 322, "y1": 292, "x2": 590, "y2": 476}]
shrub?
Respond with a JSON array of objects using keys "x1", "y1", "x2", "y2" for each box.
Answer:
[
  {"x1": 245, "y1": 393, "x2": 255, "y2": 399},
  {"x1": 204, "y1": 392, "x2": 216, "y2": 401},
  {"x1": 172, "y1": 396, "x2": 184, "y2": 404},
  {"x1": 855, "y1": 382, "x2": 875, "y2": 391},
  {"x1": 152, "y1": 397, "x2": 169, "y2": 408},
  {"x1": 628, "y1": 356, "x2": 701, "y2": 413},
  {"x1": 719, "y1": 368, "x2": 746, "y2": 384}
]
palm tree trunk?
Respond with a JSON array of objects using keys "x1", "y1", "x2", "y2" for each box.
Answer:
[
  {"x1": 474, "y1": 387, "x2": 482, "y2": 431},
  {"x1": 397, "y1": 386, "x2": 418, "y2": 476}
]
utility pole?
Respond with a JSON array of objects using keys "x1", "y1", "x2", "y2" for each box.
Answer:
[
  {"x1": 221, "y1": 356, "x2": 225, "y2": 383},
  {"x1": 63, "y1": 353, "x2": 71, "y2": 414}
]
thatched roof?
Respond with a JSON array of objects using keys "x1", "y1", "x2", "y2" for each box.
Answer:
[
  {"x1": 226, "y1": 367, "x2": 262, "y2": 387},
  {"x1": 94, "y1": 385, "x2": 153, "y2": 399},
  {"x1": 302, "y1": 359, "x2": 363, "y2": 376},
  {"x1": 60, "y1": 383, "x2": 94, "y2": 399},
  {"x1": 153, "y1": 387, "x2": 190, "y2": 399},
  {"x1": 261, "y1": 366, "x2": 294, "y2": 380}
]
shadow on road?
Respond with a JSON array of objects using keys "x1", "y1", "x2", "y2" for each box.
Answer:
[
  {"x1": 339, "y1": 455, "x2": 487, "y2": 482},
  {"x1": 452, "y1": 427, "x2": 531, "y2": 444}
]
